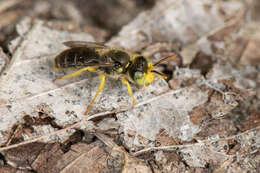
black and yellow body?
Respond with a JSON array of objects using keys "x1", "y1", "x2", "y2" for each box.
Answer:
[{"x1": 53, "y1": 41, "x2": 177, "y2": 115}]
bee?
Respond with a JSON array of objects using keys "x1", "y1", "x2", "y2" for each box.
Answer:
[{"x1": 53, "y1": 41, "x2": 179, "y2": 115}]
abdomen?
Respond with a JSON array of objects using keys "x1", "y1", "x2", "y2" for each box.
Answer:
[{"x1": 54, "y1": 47, "x2": 100, "y2": 69}]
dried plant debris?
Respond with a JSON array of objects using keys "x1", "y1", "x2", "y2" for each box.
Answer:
[
  {"x1": 96, "y1": 133, "x2": 152, "y2": 173},
  {"x1": 116, "y1": 58, "x2": 257, "y2": 151},
  {"x1": 133, "y1": 127, "x2": 259, "y2": 171},
  {"x1": 109, "y1": 0, "x2": 248, "y2": 51},
  {"x1": 0, "y1": 18, "x2": 169, "y2": 146},
  {"x1": 0, "y1": 0, "x2": 155, "y2": 47},
  {"x1": 0, "y1": 140, "x2": 108, "y2": 173},
  {"x1": 0, "y1": 0, "x2": 259, "y2": 172}
]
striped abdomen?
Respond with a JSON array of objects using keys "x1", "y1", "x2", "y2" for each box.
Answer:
[{"x1": 54, "y1": 47, "x2": 100, "y2": 69}]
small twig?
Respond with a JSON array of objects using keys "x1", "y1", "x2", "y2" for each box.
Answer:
[
  {"x1": 0, "y1": 58, "x2": 256, "y2": 152},
  {"x1": 0, "y1": 121, "x2": 83, "y2": 152},
  {"x1": 132, "y1": 126, "x2": 260, "y2": 156},
  {"x1": 0, "y1": 86, "x2": 180, "y2": 152},
  {"x1": 94, "y1": 133, "x2": 116, "y2": 149}
]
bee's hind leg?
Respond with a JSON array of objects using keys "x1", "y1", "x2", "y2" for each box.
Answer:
[
  {"x1": 84, "y1": 73, "x2": 106, "y2": 115},
  {"x1": 121, "y1": 77, "x2": 136, "y2": 107},
  {"x1": 53, "y1": 67, "x2": 98, "y2": 82}
]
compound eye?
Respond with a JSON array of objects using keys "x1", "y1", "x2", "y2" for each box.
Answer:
[{"x1": 134, "y1": 71, "x2": 143, "y2": 79}]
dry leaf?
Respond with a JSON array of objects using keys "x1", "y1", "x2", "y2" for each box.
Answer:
[
  {"x1": 0, "y1": 0, "x2": 259, "y2": 172},
  {"x1": 0, "y1": 17, "x2": 169, "y2": 148}
]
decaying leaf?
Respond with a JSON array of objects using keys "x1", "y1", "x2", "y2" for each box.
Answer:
[
  {"x1": 109, "y1": 0, "x2": 247, "y2": 51},
  {"x1": 1, "y1": 140, "x2": 108, "y2": 173},
  {"x1": 0, "y1": 0, "x2": 259, "y2": 172}
]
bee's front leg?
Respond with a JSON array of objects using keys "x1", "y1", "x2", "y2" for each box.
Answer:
[{"x1": 121, "y1": 77, "x2": 136, "y2": 107}]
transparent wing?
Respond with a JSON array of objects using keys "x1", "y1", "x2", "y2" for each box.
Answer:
[
  {"x1": 54, "y1": 47, "x2": 115, "y2": 69},
  {"x1": 63, "y1": 41, "x2": 108, "y2": 49}
]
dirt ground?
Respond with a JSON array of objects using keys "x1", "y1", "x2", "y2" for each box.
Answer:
[{"x1": 0, "y1": 0, "x2": 259, "y2": 172}]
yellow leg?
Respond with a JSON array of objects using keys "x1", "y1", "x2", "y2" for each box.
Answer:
[
  {"x1": 84, "y1": 73, "x2": 106, "y2": 115},
  {"x1": 121, "y1": 77, "x2": 136, "y2": 107},
  {"x1": 53, "y1": 67, "x2": 98, "y2": 82}
]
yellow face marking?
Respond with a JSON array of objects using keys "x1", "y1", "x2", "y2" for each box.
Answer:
[
  {"x1": 145, "y1": 62, "x2": 154, "y2": 85},
  {"x1": 144, "y1": 72, "x2": 154, "y2": 86},
  {"x1": 135, "y1": 61, "x2": 154, "y2": 86}
]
